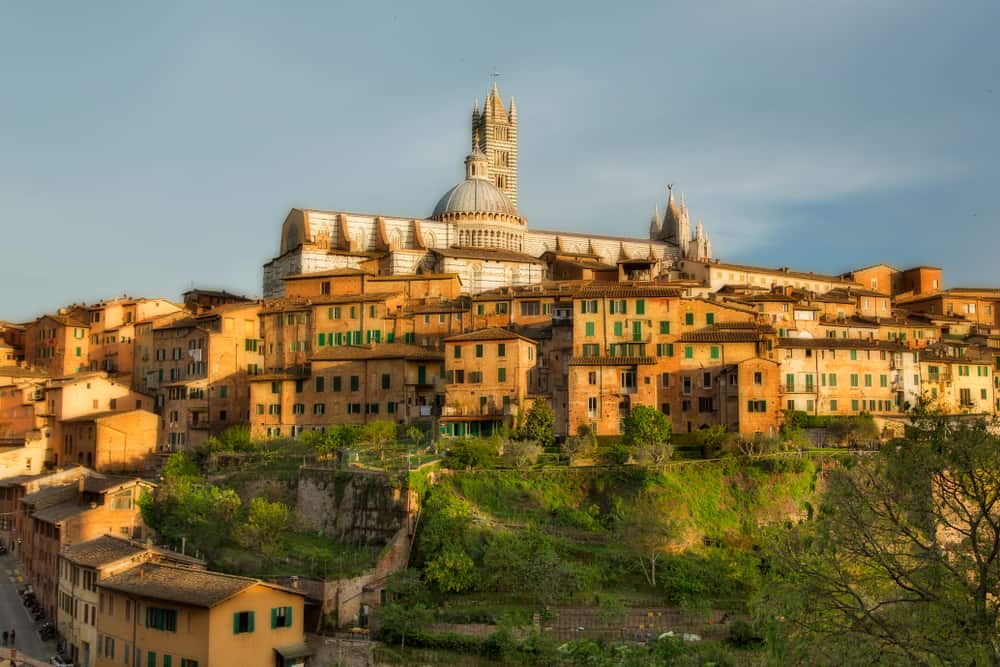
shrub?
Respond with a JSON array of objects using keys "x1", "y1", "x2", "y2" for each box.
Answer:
[
  {"x1": 443, "y1": 438, "x2": 500, "y2": 469},
  {"x1": 503, "y1": 439, "x2": 542, "y2": 468}
]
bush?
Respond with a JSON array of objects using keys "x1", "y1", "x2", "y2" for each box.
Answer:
[
  {"x1": 442, "y1": 438, "x2": 500, "y2": 469},
  {"x1": 503, "y1": 439, "x2": 542, "y2": 468},
  {"x1": 727, "y1": 618, "x2": 763, "y2": 648}
]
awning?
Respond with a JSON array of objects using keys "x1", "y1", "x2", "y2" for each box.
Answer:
[{"x1": 275, "y1": 642, "x2": 313, "y2": 659}]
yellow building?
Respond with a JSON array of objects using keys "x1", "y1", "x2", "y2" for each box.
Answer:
[
  {"x1": 95, "y1": 563, "x2": 309, "y2": 667},
  {"x1": 59, "y1": 535, "x2": 204, "y2": 667}
]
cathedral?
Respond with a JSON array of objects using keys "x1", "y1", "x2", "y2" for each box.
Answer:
[{"x1": 263, "y1": 84, "x2": 713, "y2": 297}]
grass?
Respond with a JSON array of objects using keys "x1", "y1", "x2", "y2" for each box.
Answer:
[{"x1": 216, "y1": 529, "x2": 379, "y2": 579}]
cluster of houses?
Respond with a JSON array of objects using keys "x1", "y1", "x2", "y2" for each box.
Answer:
[{"x1": 3, "y1": 262, "x2": 1000, "y2": 461}]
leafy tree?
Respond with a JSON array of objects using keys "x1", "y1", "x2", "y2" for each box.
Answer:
[
  {"x1": 375, "y1": 601, "x2": 433, "y2": 650},
  {"x1": 405, "y1": 425, "x2": 424, "y2": 447},
  {"x1": 760, "y1": 414, "x2": 1000, "y2": 665},
  {"x1": 503, "y1": 439, "x2": 542, "y2": 468},
  {"x1": 480, "y1": 529, "x2": 579, "y2": 607},
  {"x1": 562, "y1": 424, "x2": 598, "y2": 463},
  {"x1": 424, "y1": 546, "x2": 476, "y2": 593},
  {"x1": 622, "y1": 406, "x2": 673, "y2": 464},
  {"x1": 616, "y1": 489, "x2": 682, "y2": 587},
  {"x1": 235, "y1": 497, "x2": 293, "y2": 560},
  {"x1": 517, "y1": 400, "x2": 555, "y2": 449},
  {"x1": 693, "y1": 424, "x2": 729, "y2": 458},
  {"x1": 360, "y1": 420, "x2": 396, "y2": 459},
  {"x1": 312, "y1": 424, "x2": 361, "y2": 456}
]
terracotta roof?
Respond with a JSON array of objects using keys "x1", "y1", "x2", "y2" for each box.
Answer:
[
  {"x1": 0, "y1": 367, "x2": 49, "y2": 379},
  {"x1": 283, "y1": 268, "x2": 369, "y2": 280},
  {"x1": 60, "y1": 409, "x2": 154, "y2": 424},
  {"x1": 61, "y1": 535, "x2": 149, "y2": 567},
  {"x1": 433, "y1": 247, "x2": 546, "y2": 265},
  {"x1": 98, "y1": 562, "x2": 303, "y2": 607},
  {"x1": 445, "y1": 327, "x2": 538, "y2": 343},
  {"x1": 554, "y1": 258, "x2": 617, "y2": 271},
  {"x1": 574, "y1": 284, "x2": 682, "y2": 299},
  {"x1": 679, "y1": 325, "x2": 770, "y2": 343},
  {"x1": 367, "y1": 273, "x2": 459, "y2": 282},
  {"x1": 262, "y1": 291, "x2": 401, "y2": 311},
  {"x1": 310, "y1": 343, "x2": 444, "y2": 362},
  {"x1": 473, "y1": 281, "x2": 587, "y2": 300},
  {"x1": 568, "y1": 356, "x2": 655, "y2": 366},
  {"x1": 685, "y1": 259, "x2": 857, "y2": 284},
  {"x1": 407, "y1": 300, "x2": 470, "y2": 314},
  {"x1": 776, "y1": 338, "x2": 906, "y2": 351},
  {"x1": 823, "y1": 287, "x2": 887, "y2": 299}
]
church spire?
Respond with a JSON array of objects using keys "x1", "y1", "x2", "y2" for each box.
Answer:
[{"x1": 648, "y1": 204, "x2": 662, "y2": 238}]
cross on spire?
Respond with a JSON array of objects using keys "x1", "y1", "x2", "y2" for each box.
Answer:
[{"x1": 490, "y1": 66, "x2": 501, "y2": 88}]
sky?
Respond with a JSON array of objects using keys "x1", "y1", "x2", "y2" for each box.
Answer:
[{"x1": 1, "y1": 1, "x2": 998, "y2": 321}]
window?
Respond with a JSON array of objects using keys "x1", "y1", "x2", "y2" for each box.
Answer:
[
  {"x1": 613, "y1": 322, "x2": 623, "y2": 337},
  {"x1": 588, "y1": 371, "x2": 597, "y2": 385},
  {"x1": 830, "y1": 399, "x2": 838, "y2": 411},
  {"x1": 753, "y1": 371, "x2": 763, "y2": 385},
  {"x1": 271, "y1": 606, "x2": 293, "y2": 628},
  {"x1": 702, "y1": 372, "x2": 712, "y2": 389},
  {"x1": 381, "y1": 374, "x2": 390, "y2": 389},
  {"x1": 706, "y1": 313, "x2": 715, "y2": 325},
  {"x1": 520, "y1": 301, "x2": 541, "y2": 316},
  {"x1": 468, "y1": 371, "x2": 482, "y2": 384},
  {"x1": 710, "y1": 346, "x2": 719, "y2": 359},
  {"x1": 684, "y1": 346, "x2": 693, "y2": 359},
  {"x1": 685, "y1": 312, "x2": 694, "y2": 325},
  {"x1": 850, "y1": 374, "x2": 859, "y2": 387},
  {"x1": 332, "y1": 376, "x2": 342, "y2": 392},
  {"x1": 746, "y1": 400, "x2": 767, "y2": 413},
  {"x1": 879, "y1": 374, "x2": 887, "y2": 387},
  {"x1": 315, "y1": 376, "x2": 325, "y2": 392},
  {"x1": 659, "y1": 321, "x2": 670, "y2": 334},
  {"x1": 582, "y1": 344, "x2": 600, "y2": 356},
  {"x1": 475, "y1": 344, "x2": 483, "y2": 358},
  {"x1": 495, "y1": 303, "x2": 508, "y2": 314},
  {"x1": 292, "y1": 403, "x2": 305, "y2": 415},
  {"x1": 498, "y1": 368, "x2": 507, "y2": 382},
  {"x1": 587, "y1": 396, "x2": 598, "y2": 417},
  {"x1": 313, "y1": 403, "x2": 325, "y2": 415},
  {"x1": 635, "y1": 299, "x2": 645, "y2": 315},
  {"x1": 864, "y1": 374, "x2": 872, "y2": 387},
  {"x1": 497, "y1": 343, "x2": 506, "y2": 357},
  {"x1": 585, "y1": 322, "x2": 595, "y2": 337},
  {"x1": 145, "y1": 607, "x2": 177, "y2": 632},
  {"x1": 350, "y1": 376, "x2": 359, "y2": 392},
  {"x1": 453, "y1": 346, "x2": 461, "y2": 359},
  {"x1": 581, "y1": 300, "x2": 599, "y2": 314},
  {"x1": 233, "y1": 611, "x2": 255, "y2": 634}
]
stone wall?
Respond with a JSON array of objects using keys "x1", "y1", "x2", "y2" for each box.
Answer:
[{"x1": 296, "y1": 468, "x2": 410, "y2": 546}]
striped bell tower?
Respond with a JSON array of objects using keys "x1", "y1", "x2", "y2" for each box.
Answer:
[{"x1": 472, "y1": 82, "x2": 519, "y2": 210}]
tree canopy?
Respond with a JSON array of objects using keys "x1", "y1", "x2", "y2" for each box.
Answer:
[{"x1": 760, "y1": 413, "x2": 1000, "y2": 666}]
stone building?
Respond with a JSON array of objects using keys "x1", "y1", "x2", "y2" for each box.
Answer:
[
  {"x1": 58, "y1": 535, "x2": 205, "y2": 667},
  {"x1": 262, "y1": 84, "x2": 713, "y2": 298}
]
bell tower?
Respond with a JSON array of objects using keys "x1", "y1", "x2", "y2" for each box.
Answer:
[{"x1": 472, "y1": 82, "x2": 518, "y2": 209}]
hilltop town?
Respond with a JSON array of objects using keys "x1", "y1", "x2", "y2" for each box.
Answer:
[{"x1": 2, "y1": 86, "x2": 999, "y2": 666}]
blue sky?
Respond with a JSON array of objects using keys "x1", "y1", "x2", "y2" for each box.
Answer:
[{"x1": 1, "y1": 1, "x2": 997, "y2": 321}]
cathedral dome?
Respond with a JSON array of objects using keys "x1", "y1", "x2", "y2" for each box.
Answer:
[
  {"x1": 431, "y1": 151, "x2": 516, "y2": 218},
  {"x1": 432, "y1": 178, "x2": 516, "y2": 218}
]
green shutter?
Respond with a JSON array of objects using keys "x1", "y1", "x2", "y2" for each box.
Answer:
[
  {"x1": 636, "y1": 299, "x2": 645, "y2": 315},
  {"x1": 706, "y1": 313, "x2": 714, "y2": 324},
  {"x1": 271, "y1": 608, "x2": 278, "y2": 629},
  {"x1": 613, "y1": 322, "x2": 622, "y2": 336},
  {"x1": 249, "y1": 611, "x2": 255, "y2": 632},
  {"x1": 659, "y1": 321, "x2": 669, "y2": 334},
  {"x1": 233, "y1": 613, "x2": 240, "y2": 634},
  {"x1": 685, "y1": 312, "x2": 694, "y2": 325},
  {"x1": 287, "y1": 606, "x2": 293, "y2": 627},
  {"x1": 710, "y1": 346, "x2": 719, "y2": 359},
  {"x1": 164, "y1": 656, "x2": 172, "y2": 667},
  {"x1": 148, "y1": 652, "x2": 157, "y2": 667}
]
